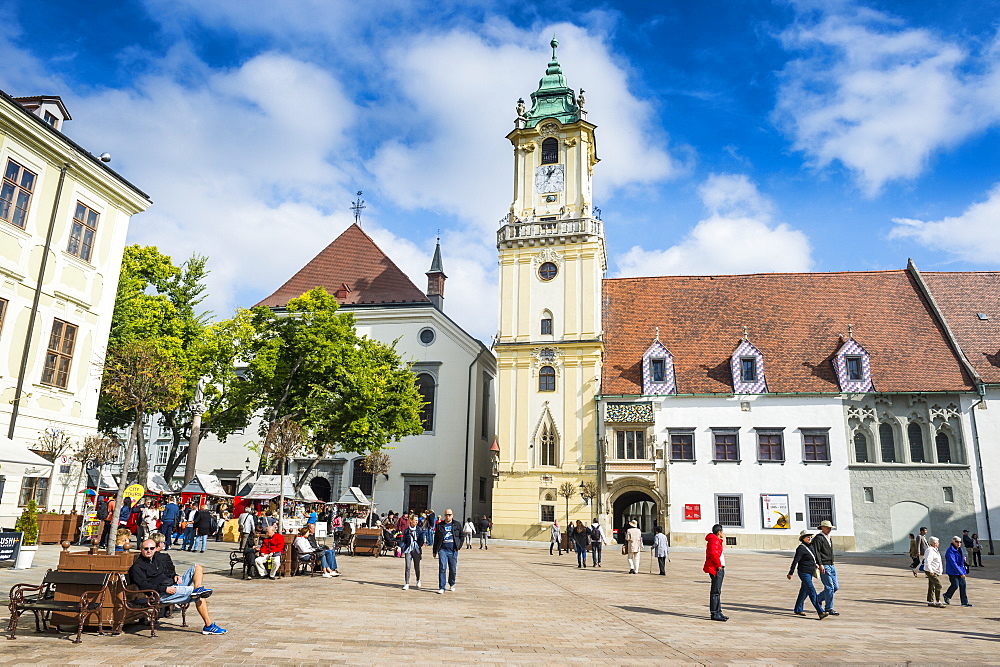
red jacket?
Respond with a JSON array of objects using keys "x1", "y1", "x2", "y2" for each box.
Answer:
[
  {"x1": 703, "y1": 532, "x2": 724, "y2": 575},
  {"x1": 260, "y1": 532, "x2": 285, "y2": 555}
]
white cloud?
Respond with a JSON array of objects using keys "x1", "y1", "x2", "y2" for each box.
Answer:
[
  {"x1": 614, "y1": 174, "x2": 812, "y2": 276},
  {"x1": 890, "y1": 184, "x2": 1000, "y2": 264},
  {"x1": 775, "y1": 5, "x2": 1000, "y2": 196}
]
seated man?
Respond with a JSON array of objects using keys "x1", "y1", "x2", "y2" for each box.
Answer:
[
  {"x1": 255, "y1": 523, "x2": 284, "y2": 580},
  {"x1": 129, "y1": 538, "x2": 227, "y2": 635}
]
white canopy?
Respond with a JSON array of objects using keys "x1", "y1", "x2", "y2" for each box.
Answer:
[
  {"x1": 179, "y1": 473, "x2": 231, "y2": 497},
  {"x1": 145, "y1": 473, "x2": 174, "y2": 495},
  {"x1": 241, "y1": 475, "x2": 318, "y2": 502},
  {"x1": 0, "y1": 438, "x2": 54, "y2": 468},
  {"x1": 333, "y1": 486, "x2": 371, "y2": 506}
]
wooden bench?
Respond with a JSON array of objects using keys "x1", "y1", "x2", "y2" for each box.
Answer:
[
  {"x1": 115, "y1": 575, "x2": 189, "y2": 638},
  {"x1": 6, "y1": 570, "x2": 112, "y2": 643},
  {"x1": 353, "y1": 528, "x2": 382, "y2": 557}
]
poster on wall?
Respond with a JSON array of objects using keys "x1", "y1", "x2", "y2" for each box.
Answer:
[
  {"x1": 684, "y1": 504, "x2": 701, "y2": 520},
  {"x1": 761, "y1": 494, "x2": 790, "y2": 529}
]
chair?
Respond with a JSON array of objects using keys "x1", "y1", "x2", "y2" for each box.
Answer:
[
  {"x1": 7, "y1": 570, "x2": 111, "y2": 643},
  {"x1": 292, "y1": 544, "x2": 321, "y2": 576}
]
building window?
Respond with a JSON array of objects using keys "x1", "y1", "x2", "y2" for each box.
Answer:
[
  {"x1": 615, "y1": 430, "x2": 646, "y2": 459},
  {"x1": 43, "y1": 111, "x2": 58, "y2": 126},
  {"x1": 943, "y1": 486, "x2": 954, "y2": 503},
  {"x1": 1, "y1": 159, "x2": 36, "y2": 229},
  {"x1": 713, "y1": 430, "x2": 739, "y2": 462},
  {"x1": 802, "y1": 431, "x2": 831, "y2": 462},
  {"x1": 538, "y1": 365, "x2": 556, "y2": 392},
  {"x1": 863, "y1": 487, "x2": 874, "y2": 503},
  {"x1": 907, "y1": 422, "x2": 925, "y2": 463},
  {"x1": 541, "y1": 137, "x2": 558, "y2": 164},
  {"x1": 540, "y1": 317, "x2": 552, "y2": 335},
  {"x1": 415, "y1": 373, "x2": 435, "y2": 431},
  {"x1": 67, "y1": 202, "x2": 99, "y2": 262},
  {"x1": 18, "y1": 476, "x2": 48, "y2": 507},
  {"x1": 845, "y1": 356, "x2": 863, "y2": 381},
  {"x1": 538, "y1": 262, "x2": 557, "y2": 281},
  {"x1": 418, "y1": 328, "x2": 435, "y2": 345},
  {"x1": 41, "y1": 319, "x2": 78, "y2": 389},
  {"x1": 935, "y1": 432, "x2": 953, "y2": 463},
  {"x1": 539, "y1": 423, "x2": 557, "y2": 466},
  {"x1": 806, "y1": 495, "x2": 835, "y2": 528},
  {"x1": 155, "y1": 443, "x2": 169, "y2": 466},
  {"x1": 651, "y1": 358, "x2": 666, "y2": 383},
  {"x1": 756, "y1": 431, "x2": 784, "y2": 462},
  {"x1": 480, "y1": 375, "x2": 491, "y2": 439},
  {"x1": 853, "y1": 432, "x2": 869, "y2": 463},
  {"x1": 740, "y1": 357, "x2": 757, "y2": 382},
  {"x1": 351, "y1": 457, "x2": 374, "y2": 496},
  {"x1": 879, "y1": 422, "x2": 896, "y2": 463},
  {"x1": 715, "y1": 494, "x2": 743, "y2": 527},
  {"x1": 479, "y1": 477, "x2": 487, "y2": 503},
  {"x1": 0, "y1": 297, "x2": 7, "y2": 335},
  {"x1": 670, "y1": 431, "x2": 694, "y2": 461},
  {"x1": 540, "y1": 504, "x2": 555, "y2": 522}
]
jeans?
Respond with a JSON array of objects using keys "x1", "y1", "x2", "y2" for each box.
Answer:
[
  {"x1": 592, "y1": 542, "x2": 602, "y2": 566},
  {"x1": 479, "y1": 532, "x2": 488, "y2": 548},
  {"x1": 944, "y1": 574, "x2": 969, "y2": 605},
  {"x1": 463, "y1": 532, "x2": 473, "y2": 548},
  {"x1": 405, "y1": 550, "x2": 421, "y2": 584},
  {"x1": 818, "y1": 564, "x2": 839, "y2": 611},
  {"x1": 709, "y1": 567, "x2": 725, "y2": 616},
  {"x1": 159, "y1": 566, "x2": 197, "y2": 605},
  {"x1": 794, "y1": 572, "x2": 823, "y2": 613},
  {"x1": 320, "y1": 549, "x2": 338, "y2": 571},
  {"x1": 194, "y1": 534, "x2": 208, "y2": 552},
  {"x1": 438, "y1": 547, "x2": 458, "y2": 590},
  {"x1": 160, "y1": 521, "x2": 174, "y2": 549},
  {"x1": 575, "y1": 542, "x2": 587, "y2": 566},
  {"x1": 182, "y1": 526, "x2": 195, "y2": 550}
]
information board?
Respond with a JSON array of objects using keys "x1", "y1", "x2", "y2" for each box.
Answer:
[
  {"x1": 761, "y1": 494, "x2": 790, "y2": 529},
  {"x1": 0, "y1": 532, "x2": 23, "y2": 561}
]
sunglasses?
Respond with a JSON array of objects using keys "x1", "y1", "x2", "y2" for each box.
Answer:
[{"x1": 141, "y1": 547, "x2": 157, "y2": 551}]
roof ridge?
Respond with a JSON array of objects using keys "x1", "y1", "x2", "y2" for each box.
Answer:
[{"x1": 604, "y1": 269, "x2": 909, "y2": 282}]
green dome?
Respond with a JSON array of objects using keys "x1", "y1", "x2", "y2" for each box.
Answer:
[{"x1": 523, "y1": 38, "x2": 581, "y2": 128}]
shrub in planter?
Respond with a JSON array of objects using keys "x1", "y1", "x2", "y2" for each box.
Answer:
[{"x1": 14, "y1": 500, "x2": 41, "y2": 546}]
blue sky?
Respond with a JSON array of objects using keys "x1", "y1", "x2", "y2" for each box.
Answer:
[{"x1": 2, "y1": 0, "x2": 998, "y2": 342}]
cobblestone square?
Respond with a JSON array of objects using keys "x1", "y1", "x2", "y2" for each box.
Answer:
[{"x1": 2, "y1": 541, "x2": 997, "y2": 664}]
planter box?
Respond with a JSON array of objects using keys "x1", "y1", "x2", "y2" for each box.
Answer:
[{"x1": 37, "y1": 513, "x2": 83, "y2": 544}]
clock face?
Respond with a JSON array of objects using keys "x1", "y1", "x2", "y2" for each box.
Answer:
[{"x1": 535, "y1": 164, "x2": 565, "y2": 193}]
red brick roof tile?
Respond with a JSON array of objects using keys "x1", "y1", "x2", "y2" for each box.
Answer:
[
  {"x1": 602, "y1": 271, "x2": 973, "y2": 396},
  {"x1": 921, "y1": 271, "x2": 1000, "y2": 385},
  {"x1": 256, "y1": 224, "x2": 430, "y2": 308}
]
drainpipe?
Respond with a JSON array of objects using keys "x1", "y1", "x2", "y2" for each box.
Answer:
[
  {"x1": 8, "y1": 164, "x2": 69, "y2": 440},
  {"x1": 461, "y1": 346, "x2": 487, "y2": 522},
  {"x1": 595, "y1": 394, "x2": 603, "y2": 515},
  {"x1": 969, "y1": 389, "x2": 994, "y2": 555}
]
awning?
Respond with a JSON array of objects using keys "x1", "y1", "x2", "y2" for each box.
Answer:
[
  {"x1": 86, "y1": 468, "x2": 119, "y2": 491},
  {"x1": 179, "y1": 473, "x2": 231, "y2": 497},
  {"x1": 0, "y1": 438, "x2": 55, "y2": 467},
  {"x1": 145, "y1": 473, "x2": 174, "y2": 495},
  {"x1": 332, "y1": 486, "x2": 371, "y2": 506},
  {"x1": 242, "y1": 474, "x2": 318, "y2": 502}
]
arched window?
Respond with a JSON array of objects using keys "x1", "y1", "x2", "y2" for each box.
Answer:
[
  {"x1": 853, "y1": 432, "x2": 869, "y2": 463},
  {"x1": 936, "y1": 432, "x2": 952, "y2": 463},
  {"x1": 415, "y1": 373, "x2": 435, "y2": 431},
  {"x1": 539, "y1": 423, "x2": 557, "y2": 466},
  {"x1": 879, "y1": 423, "x2": 896, "y2": 462},
  {"x1": 541, "y1": 137, "x2": 558, "y2": 164},
  {"x1": 908, "y1": 422, "x2": 925, "y2": 462},
  {"x1": 538, "y1": 365, "x2": 556, "y2": 392},
  {"x1": 351, "y1": 458, "x2": 373, "y2": 496},
  {"x1": 540, "y1": 310, "x2": 553, "y2": 335}
]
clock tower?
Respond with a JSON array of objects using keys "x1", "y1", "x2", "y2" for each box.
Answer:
[{"x1": 491, "y1": 39, "x2": 604, "y2": 539}]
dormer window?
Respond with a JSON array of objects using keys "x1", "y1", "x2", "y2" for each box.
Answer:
[
  {"x1": 731, "y1": 338, "x2": 767, "y2": 394},
  {"x1": 845, "y1": 356, "x2": 863, "y2": 381},
  {"x1": 833, "y1": 338, "x2": 873, "y2": 392},
  {"x1": 541, "y1": 137, "x2": 558, "y2": 164},
  {"x1": 641, "y1": 339, "x2": 675, "y2": 395},
  {"x1": 43, "y1": 111, "x2": 58, "y2": 127},
  {"x1": 651, "y1": 358, "x2": 666, "y2": 383},
  {"x1": 740, "y1": 357, "x2": 757, "y2": 383}
]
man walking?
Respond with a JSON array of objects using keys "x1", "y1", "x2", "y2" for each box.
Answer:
[
  {"x1": 914, "y1": 526, "x2": 929, "y2": 577},
  {"x1": 159, "y1": 498, "x2": 179, "y2": 549},
  {"x1": 704, "y1": 524, "x2": 728, "y2": 621},
  {"x1": 477, "y1": 515, "x2": 491, "y2": 549},
  {"x1": 589, "y1": 518, "x2": 604, "y2": 567},
  {"x1": 238, "y1": 506, "x2": 257, "y2": 551},
  {"x1": 961, "y1": 530, "x2": 975, "y2": 566},
  {"x1": 433, "y1": 508, "x2": 464, "y2": 594},
  {"x1": 813, "y1": 520, "x2": 839, "y2": 616}
]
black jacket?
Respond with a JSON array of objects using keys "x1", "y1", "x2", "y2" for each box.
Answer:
[
  {"x1": 788, "y1": 542, "x2": 818, "y2": 576},
  {"x1": 812, "y1": 532, "x2": 834, "y2": 565},
  {"x1": 129, "y1": 551, "x2": 177, "y2": 594},
  {"x1": 571, "y1": 526, "x2": 590, "y2": 549},
  {"x1": 194, "y1": 509, "x2": 214, "y2": 536},
  {"x1": 433, "y1": 520, "x2": 464, "y2": 553}
]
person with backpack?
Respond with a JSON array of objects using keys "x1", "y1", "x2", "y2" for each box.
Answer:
[{"x1": 589, "y1": 518, "x2": 604, "y2": 567}]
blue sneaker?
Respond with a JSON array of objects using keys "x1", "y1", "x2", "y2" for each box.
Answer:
[
  {"x1": 192, "y1": 586, "x2": 213, "y2": 599},
  {"x1": 202, "y1": 623, "x2": 227, "y2": 635}
]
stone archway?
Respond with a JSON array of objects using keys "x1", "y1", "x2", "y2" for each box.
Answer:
[
  {"x1": 309, "y1": 475, "x2": 332, "y2": 502},
  {"x1": 609, "y1": 482, "x2": 662, "y2": 544}
]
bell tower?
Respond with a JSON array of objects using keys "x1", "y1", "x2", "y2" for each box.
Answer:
[{"x1": 491, "y1": 39, "x2": 604, "y2": 540}]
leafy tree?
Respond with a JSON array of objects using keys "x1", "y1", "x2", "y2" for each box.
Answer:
[{"x1": 261, "y1": 418, "x2": 310, "y2": 530}]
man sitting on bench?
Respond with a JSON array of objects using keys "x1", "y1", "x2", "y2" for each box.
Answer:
[
  {"x1": 129, "y1": 539, "x2": 227, "y2": 635},
  {"x1": 256, "y1": 523, "x2": 284, "y2": 579}
]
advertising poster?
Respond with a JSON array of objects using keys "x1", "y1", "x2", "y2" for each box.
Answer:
[
  {"x1": 761, "y1": 494, "x2": 790, "y2": 529},
  {"x1": 0, "y1": 532, "x2": 23, "y2": 561},
  {"x1": 684, "y1": 504, "x2": 701, "y2": 520}
]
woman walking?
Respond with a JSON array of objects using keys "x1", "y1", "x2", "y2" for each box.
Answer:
[
  {"x1": 971, "y1": 533, "x2": 983, "y2": 568},
  {"x1": 549, "y1": 520, "x2": 562, "y2": 556},
  {"x1": 653, "y1": 526, "x2": 670, "y2": 575},
  {"x1": 624, "y1": 520, "x2": 643, "y2": 574},
  {"x1": 462, "y1": 517, "x2": 476, "y2": 549},
  {"x1": 922, "y1": 536, "x2": 945, "y2": 606},
  {"x1": 400, "y1": 515, "x2": 424, "y2": 590},
  {"x1": 572, "y1": 520, "x2": 590, "y2": 568},
  {"x1": 943, "y1": 536, "x2": 972, "y2": 606},
  {"x1": 786, "y1": 530, "x2": 828, "y2": 619}
]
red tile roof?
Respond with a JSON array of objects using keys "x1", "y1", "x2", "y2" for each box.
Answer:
[
  {"x1": 602, "y1": 271, "x2": 974, "y2": 396},
  {"x1": 921, "y1": 271, "x2": 1000, "y2": 385},
  {"x1": 256, "y1": 223, "x2": 430, "y2": 308}
]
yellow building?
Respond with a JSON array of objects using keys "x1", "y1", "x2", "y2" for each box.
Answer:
[
  {"x1": 0, "y1": 92, "x2": 150, "y2": 522},
  {"x1": 491, "y1": 40, "x2": 604, "y2": 540}
]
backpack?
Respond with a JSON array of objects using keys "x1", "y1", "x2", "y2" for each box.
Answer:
[
  {"x1": 590, "y1": 525, "x2": 602, "y2": 543},
  {"x1": 96, "y1": 497, "x2": 109, "y2": 521}
]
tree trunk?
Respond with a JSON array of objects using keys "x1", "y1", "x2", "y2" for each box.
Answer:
[
  {"x1": 162, "y1": 418, "x2": 187, "y2": 482},
  {"x1": 184, "y1": 382, "x2": 204, "y2": 485},
  {"x1": 135, "y1": 409, "x2": 148, "y2": 490},
  {"x1": 293, "y1": 456, "x2": 323, "y2": 493},
  {"x1": 278, "y1": 457, "x2": 286, "y2": 533},
  {"x1": 109, "y1": 417, "x2": 141, "y2": 554}
]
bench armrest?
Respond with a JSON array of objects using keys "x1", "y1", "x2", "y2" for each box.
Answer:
[
  {"x1": 7, "y1": 583, "x2": 42, "y2": 607},
  {"x1": 121, "y1": 587, "x2": 162, "y2": 610}
]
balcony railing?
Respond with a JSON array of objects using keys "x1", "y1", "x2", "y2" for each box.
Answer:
[{"x1": 497, "y1": 216, "x2": 603, "y2": 245}]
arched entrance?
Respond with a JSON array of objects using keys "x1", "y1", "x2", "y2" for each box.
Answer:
[
  {"x1": 612, "y1": 490, "x2": 658, "y2": 544},
  {"x1": 309, "y1": 475, "x2": 332, "y2": 502}
]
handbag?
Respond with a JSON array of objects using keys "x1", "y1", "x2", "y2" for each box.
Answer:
[{"x1": 621, "y1": 544, "x2": 628, "y2": 555}]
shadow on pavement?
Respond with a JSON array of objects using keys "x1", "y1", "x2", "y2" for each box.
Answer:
[
  {"x1": 615, "y1": 605, "x2": 669, "y2": 615},
  {"x1": 918, "y1": 628, "x2": 1000, "y2": 642},
  {"x1": 855, "y1": 598, "x2": 920, "y2": 606}
]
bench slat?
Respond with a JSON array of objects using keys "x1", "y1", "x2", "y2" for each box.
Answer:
[{"x1": 43, "y1": 571, "x2": 111, "y2": 586}]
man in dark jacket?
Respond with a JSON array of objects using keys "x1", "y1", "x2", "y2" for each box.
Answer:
[
  {"x1": 160, "y1": 499, "x2": 179, "y2": 549},
  {"x1": 192, "y1": 504, "x2": 214, "y2": 553},
  {"x1": 432, "y1": 508, "x2": 464, "y2": 594},
  {"x1": 813, "y1": 520, "x2": 839, "y2": 616},
  {"x1": 129, "y1": 538, "x2": 226, "y2": 634}
]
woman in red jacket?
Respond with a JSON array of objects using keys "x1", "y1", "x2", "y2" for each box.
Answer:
[{"x1": 704, "y1": 524, "x2": 728, "y2": 622}]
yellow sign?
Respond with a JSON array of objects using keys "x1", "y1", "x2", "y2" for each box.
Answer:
[{"x1": 123, "y1": 484, "x2": 145, "y2": 501}]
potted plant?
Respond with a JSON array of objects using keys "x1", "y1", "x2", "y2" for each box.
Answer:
[{"x1": 14, "y1": 500, "x2": 40, "y2": 569}]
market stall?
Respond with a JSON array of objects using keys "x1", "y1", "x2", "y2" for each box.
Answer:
[{"x1": 241, "y1": 475, "x2": 321, "y2": 534}]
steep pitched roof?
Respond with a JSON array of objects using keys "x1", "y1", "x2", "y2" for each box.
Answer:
[
  {"x1": 256, "y1": 223, "x2": 430, "y2": 308},
  {"x1": 602, "y1": 270, "x2": 974, "y2": 396},
  {"x1": 921, "y1": 271, "x2": 1000, "y2": 385}
]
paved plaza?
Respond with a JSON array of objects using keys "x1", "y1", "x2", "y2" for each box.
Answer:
[{"x1": 1, "y1": 540, "x2": 997, "y2": 664}]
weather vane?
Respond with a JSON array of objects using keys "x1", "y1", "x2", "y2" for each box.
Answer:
[{"x1": 351, "y1": 191, "x2": 366, "y2": 226}]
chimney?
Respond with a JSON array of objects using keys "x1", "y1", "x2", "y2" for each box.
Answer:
[{"x1": 426, "y1": 238, "x2": 447, "y2": 311}]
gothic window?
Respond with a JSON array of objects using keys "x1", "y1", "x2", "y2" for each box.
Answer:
[
  {"x1": 539, "y1": 365, "x2": 556, "y2": 392},
  {"x1": 879, "y1": 422, "x2": 896, "y2": 463},
  {"x1": 908, "y1": 422, "x2": 925, "y2": 463},
  {"x1": 541, "y1": 137, "x2": 558, "y2": 164},
  {"x1": 935, "y1": 432, "x2": 953, "y2": 464},
  {"x1": 853, "y1": 432, "x2": 869, "y2": 463},
  {"x1": 415, "y1": 373, "x2": 436, "y2": 431},
  {"x1": 539, "y1": 423, "x2": 557, "y2": 466}
]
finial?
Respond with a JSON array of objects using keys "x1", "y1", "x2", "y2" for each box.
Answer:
[
  {"x1": 847, "y1": 323, "x2": 854, "y2": 340},
  {"x1": 742, "y1": 325, "x2": 749, "y2": 340},
  {"x1": 351, "y1": 191, "x2": 366, "y2": 226},
  {"x1": 654, "y1": 326, "x2": 659, "y2": 342},
  {"x1": 551, "y1": 36, "x2": 559, "y2": 57}
]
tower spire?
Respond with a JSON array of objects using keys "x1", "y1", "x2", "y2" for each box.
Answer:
[{"x1": 426, "y1": 234, "x2": 447, "y2": 311}]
